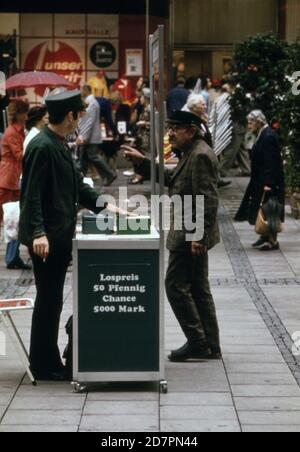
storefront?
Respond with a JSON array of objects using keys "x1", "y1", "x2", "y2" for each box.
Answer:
[{"x1": 0, "y1": 1, "x2": 169, "y2": 101}]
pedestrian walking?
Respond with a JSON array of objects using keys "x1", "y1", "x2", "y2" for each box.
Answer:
[
  {"x1": 235, "y1": 110, "x2": 285, "y2": 251},
  {"x1": 217, "y1": 83, "x2": 251, "y2": 178},
  {"x1": 77, "y1": 85, "x2": 117, "y2": 187},
  {"x1": 0, "y1": 99, "x2": 31, "y2": 270},
  {"x1": 24, "y1": 105, "x2": 49, "y2": 153}
]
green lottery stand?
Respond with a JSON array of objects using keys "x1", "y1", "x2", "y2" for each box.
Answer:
[{"x1": 72, "y1": 26, "x2": 167, "y2": 394}]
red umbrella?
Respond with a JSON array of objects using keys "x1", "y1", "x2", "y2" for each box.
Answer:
[{"x1": 5, "y1": 71, "x2": 74, "y2": 91}]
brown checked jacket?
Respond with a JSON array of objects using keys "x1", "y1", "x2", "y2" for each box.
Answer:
[{"x1": 140, "y1": 138, "x2": 220, "y2": 252}]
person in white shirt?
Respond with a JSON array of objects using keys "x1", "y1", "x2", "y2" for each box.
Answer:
[
  {"x1": 77, "y1": 85, "x2": 117, "y2": 187},
  {"x1": 24, "y1": 106, "x2": 49, "y2": 153}
]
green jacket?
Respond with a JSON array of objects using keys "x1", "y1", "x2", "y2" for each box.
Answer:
[{"x1": 19, "y1": 126, "x2": 105, "y2": 250}]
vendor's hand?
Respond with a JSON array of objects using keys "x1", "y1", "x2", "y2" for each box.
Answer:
[
  {"x1": 106, "y1": 203, "x2": 129, "y2": 218},
  {"x1": 106, "y1": 203, "x2": 139, "y2": 218},
  {"x1": 191, "y1": 242, "x2": 207, "y2": 257},
  {"x1": 137, "y1": 121, "x2": 146, "y2": 128},
  {"x1": 33, "y1": 236, "x2": 49, "y2": 260},
  {"x1": 121, "y1": 145, "x2": 145, "y2": 165},
  {"x1": 264, "y1": 186, "x2": 272, "y2": 192}
]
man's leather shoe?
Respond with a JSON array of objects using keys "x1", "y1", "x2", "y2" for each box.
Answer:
[
  {"x1": 168, "y1": 342, "x2": 211, "y2": 362},
  {"x1": 31, "y1": 365, "x2": 71, "y2": 382},
  {"x1": 33, "y1": 371, "x2": 70, "y2": 382},
  {"x1": 7, "y1": 259, "x2": 32, "y2": 270},
  {"x1": 208, "y1": 347, "x2": 223, "y2": 360}
]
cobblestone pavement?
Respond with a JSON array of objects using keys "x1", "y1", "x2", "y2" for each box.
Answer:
[{"x1": 1, "y1": 176, "x2": 300, "y2": 432}]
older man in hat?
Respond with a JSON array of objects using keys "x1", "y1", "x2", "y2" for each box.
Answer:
[
  {"x1": 19, "y1": 90, "x2": 116, "y2": 381},
  {"x1": 123, "y1": 110, "x2": 221, "y2": 362}
]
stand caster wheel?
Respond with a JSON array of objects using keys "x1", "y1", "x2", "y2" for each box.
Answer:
[
  {"x1": 71, "y1": 381, "x2": 86, "y2": 393},
  {"x1": 160, "y1": 380, "x2": 168, "y2": 394}
]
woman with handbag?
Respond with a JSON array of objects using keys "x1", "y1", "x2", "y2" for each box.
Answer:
[{"x1": 235, "y1": 110, "x2": 285, "y2": 251}]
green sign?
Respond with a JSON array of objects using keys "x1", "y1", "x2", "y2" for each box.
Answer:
[{"x1": 78, "y1": 249, "x2": 160, "y2": 373}]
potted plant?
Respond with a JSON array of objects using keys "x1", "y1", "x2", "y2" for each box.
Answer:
[
  {"x1": 230, "y1": 33, "x2": 289, "y2": 128},
  {"x1": 280, "y1": 39, "x2": 300, "y2": 218}
]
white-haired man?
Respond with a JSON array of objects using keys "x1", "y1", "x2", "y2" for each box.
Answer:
[{"x1": 184, "y1": 93, "x2": 231, "y2": 188}]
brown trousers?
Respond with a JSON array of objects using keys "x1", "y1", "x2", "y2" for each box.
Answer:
[{"x1": 165, "y1": 251, "x2": 220, "y2": 351}]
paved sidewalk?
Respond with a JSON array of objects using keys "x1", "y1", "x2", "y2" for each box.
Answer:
[{"x1": 1, "y1": 177, "x2": 300, "y2": 432}]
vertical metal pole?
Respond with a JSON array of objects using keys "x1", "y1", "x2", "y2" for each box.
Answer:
[
  {"x1": 146, "y1": 0, "x2": 150, "y2": 74},
  {"x1": 157, "y1": 25, "x2": 165, "y2": 381},
  {"x1": 149, "y1": 34, "x2": 157, "y2": 201},
  {"x1": 169, "y1": 0, "x2": 175, "y2": 88},
  {"x1": 2, "y1": 108, "x2": 8, "y2": 130},
  {"x1": 158, "y1": 26, "x2": 165, "y2": 201},
  {"x1": 149, "y1": 26, "x2": 166, "y2": 382}
]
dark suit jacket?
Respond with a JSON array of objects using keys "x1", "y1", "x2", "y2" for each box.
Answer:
[
  {"x1": 19, "y1": 127, "x2": 104, "y2": 250},
  {"x1": 140, "y1": 138, "x2": 220, "y2": 252}
]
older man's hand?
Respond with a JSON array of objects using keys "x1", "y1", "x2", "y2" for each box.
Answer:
[{"x1": 121, "y1": 145, "x2": 145, "y2": 165}]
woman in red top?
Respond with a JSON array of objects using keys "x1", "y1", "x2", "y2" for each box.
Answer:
[{"x1": 0, "y1": 99, "x2": 30, "y2": 269}]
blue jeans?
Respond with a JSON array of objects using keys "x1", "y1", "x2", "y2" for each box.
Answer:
[{"x1": 5, "y1": 240, "x2": 21, "y2": 267}]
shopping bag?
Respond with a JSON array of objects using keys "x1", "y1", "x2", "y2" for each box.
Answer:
[
  {"x1": 255, "y1": 193, "x2": 283, "y2": 236},
  {"x1": 3, "y1": 201, "x2": 20, "y2": 243}
]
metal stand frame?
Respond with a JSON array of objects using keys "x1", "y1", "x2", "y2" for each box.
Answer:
[
  {"x1": 149, "y1": 25, "x2": 168, "y2": 395},
  {"x1": 0, "y1": 299, "x2": 36, "y2": 386}
]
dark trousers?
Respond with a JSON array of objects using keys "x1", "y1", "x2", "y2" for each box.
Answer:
[
  {"x1": 80, "y1": 144, "x2": 114, "y2": 180},
  {"x1": 29, "y1": 247, "x2": 71, "y2": 375},
  {"x1": 165, "y1": 251, "x2": 220, "y2": 351}
]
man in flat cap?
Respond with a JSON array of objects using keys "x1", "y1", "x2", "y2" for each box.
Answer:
[
  {"x1": 19, "y1": 90, "x2": 114, "y2": 380},
  {"x1": 123, "y1": 110, "x2": 221, "y2": 362}
]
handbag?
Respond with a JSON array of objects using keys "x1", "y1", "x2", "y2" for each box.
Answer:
[{"x1": 255, "y1": 193, "x2": 283, "y2": 236}]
